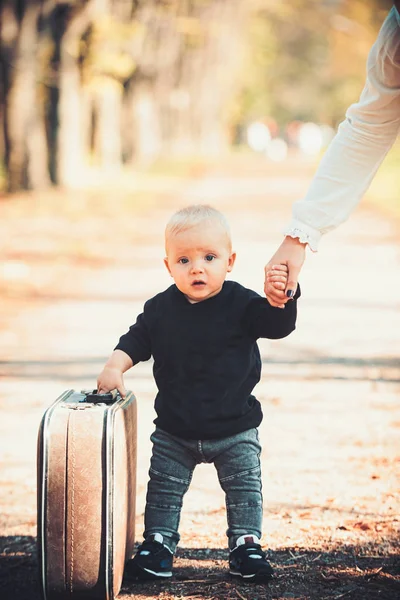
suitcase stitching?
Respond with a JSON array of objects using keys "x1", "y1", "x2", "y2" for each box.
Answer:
[{"x1": 69, "y1": 412, "x2": 76, "y2": 593}]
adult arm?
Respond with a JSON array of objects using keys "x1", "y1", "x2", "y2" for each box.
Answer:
[{"x1": 265, "y1": 6, "x2": 400, "y2": 305}]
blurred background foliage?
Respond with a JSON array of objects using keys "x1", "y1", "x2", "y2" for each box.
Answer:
[{"x1": 0, "y1": 0, "x2": 396, "y2": 193}]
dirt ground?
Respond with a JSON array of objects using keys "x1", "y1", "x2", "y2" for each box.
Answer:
[{"x1": 0, "y1": 156, "x2": 399, "y2": 600}]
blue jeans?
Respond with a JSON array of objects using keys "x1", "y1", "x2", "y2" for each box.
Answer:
[{"x1": 143, "y1": 427, "x2": 263, "y2": 552}]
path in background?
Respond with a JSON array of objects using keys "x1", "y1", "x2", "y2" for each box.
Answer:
[{"x1": 0, "y1": 155, "x2": 399, "y2": 599}]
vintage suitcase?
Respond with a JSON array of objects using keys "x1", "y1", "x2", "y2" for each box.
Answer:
[{"x1": 37, "y1": 389, "x2": 137, "y2": 600}]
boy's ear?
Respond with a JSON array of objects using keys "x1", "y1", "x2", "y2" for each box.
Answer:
[
  {"x1": 164, "y1": 257, "x2": 172, "y2": 276},
  {"x1": 227, "y1": 252, "x2": 236, "y2": 272}
]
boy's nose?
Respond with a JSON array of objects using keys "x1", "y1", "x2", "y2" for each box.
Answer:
[{"x1": 191, "y1": 261, "x2": 204, "y2": 274}]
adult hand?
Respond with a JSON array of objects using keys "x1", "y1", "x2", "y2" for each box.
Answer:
[{"x1": 264, "y1": 236, "x2": 307, "y2": 307}]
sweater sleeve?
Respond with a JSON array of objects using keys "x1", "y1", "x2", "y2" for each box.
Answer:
[
  {"x1": 243, "y1": 286, "x2": 300, "y2": 340},
  {"x1": 284, "y1": 7, "x2": 400, "y2": 250},
  {"x1": 114, "y1": 309, "x2": 152, "y2": 364}
]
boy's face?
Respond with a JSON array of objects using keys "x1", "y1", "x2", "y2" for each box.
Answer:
[{"x1": 164, "y1": 220, "x2": 236, "y2": 304}]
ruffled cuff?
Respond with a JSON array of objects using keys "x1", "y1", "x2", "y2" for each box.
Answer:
[{"x1": 282, "y1": 219, "x2": 322, "y2": 252}]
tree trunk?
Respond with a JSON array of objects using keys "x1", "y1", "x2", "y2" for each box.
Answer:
[
  {"x1": 1, "y1": 0, "x2": 50, "y2": 192},
  {"x1": 55, "y1": 1, "x2": 98, "y2": 187},
  {"x1": 129, "y1": 78, "x2": 162, "y2": 164},
  {"x1": 128, "y1": 0, "x2": 247, "y2": 159},
  {"x1": 91, "y1": 78, "x2": 122, "y2": 172}
]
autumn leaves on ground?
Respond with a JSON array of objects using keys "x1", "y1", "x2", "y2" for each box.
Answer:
[{"x1": 0, "y1": 157, "x2": 399, "y2": 600}]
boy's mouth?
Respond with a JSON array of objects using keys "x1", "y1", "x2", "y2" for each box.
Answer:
[{"x1": 192, "y1": 280, "x2": 206, "y2": 286}]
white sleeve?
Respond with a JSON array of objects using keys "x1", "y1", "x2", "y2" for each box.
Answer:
[{"x1": 284, "y1": 6, "x2": 400, "y2": 251}]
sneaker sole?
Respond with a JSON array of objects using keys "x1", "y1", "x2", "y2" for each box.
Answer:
[
  {"x1": 229, "y1": 569, "x2": 273, "y2": 581},
  {"x1": 125, "y1": 564, "x2": 172, "y2": 581},
  {"x1": 141, "y1": 567, "x2": 173, "y2": 578}
]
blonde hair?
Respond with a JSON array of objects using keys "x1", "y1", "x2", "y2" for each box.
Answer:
[{"x1": 165, "y1": 204, "x2": 231, "y2": 250}]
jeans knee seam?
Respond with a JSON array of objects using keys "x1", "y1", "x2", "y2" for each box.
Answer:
[
  {"x1": 147, "y1": 502, "x2": 182, "y2": 510},
  {"x1": 149, "y1": 467, "x2": 191, "y2": 485},
  {"x1": 227, "y1": 501, "x2": 262, "y2": 508},
  {"x1": 219, "y1": 465, "x2": 261, "y2": 483}
]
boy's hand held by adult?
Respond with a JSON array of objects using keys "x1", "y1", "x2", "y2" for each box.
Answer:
[
  {"x1": 264, "y1": 237, "x2": 306, "y2": 307},
  {"x1": 264, "y1": 264, "x2": 288, "y2": 309}
]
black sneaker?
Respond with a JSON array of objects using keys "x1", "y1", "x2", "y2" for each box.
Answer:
[
  {"x1": 229, "y1": 535, "x2": 274, "y2": 581},
  {"x1": 125, "y1": 533, "x2": 173, "y2": 580}
]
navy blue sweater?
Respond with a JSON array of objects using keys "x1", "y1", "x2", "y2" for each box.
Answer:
[{"x1": 115, "y1": 281, "x2": 300, "y2": 439}]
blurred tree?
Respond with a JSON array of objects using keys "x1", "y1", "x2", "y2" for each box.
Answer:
[
  {"x1": 122, "y1": 0, "x2": 247, "y2": 162},
  {"x1": 324, "y1": 0, "x2": 390, "y2": 124},
  {"x1": 0, "y1": 0, "x2": 50, "y2": 191},
  {"x1": 52, "y1": 0, "x2": 95, "y2": 187},
  {"x1": 0, "y1": 0, "x2": 395, "y2": 191},
  {"x1": 234, "y1": 0, "x2": 391, "y2": 131},
  {"x1": 1, "y1": 0, "x2": 248, "y2": 190}
]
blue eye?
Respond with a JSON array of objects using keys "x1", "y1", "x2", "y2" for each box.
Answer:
[
  {"x1": 205, "y1": 255, "x2": 215, "y2": 262},
  {"x1": 179, "y1": 258, "x2": 189, "y2": 264}
]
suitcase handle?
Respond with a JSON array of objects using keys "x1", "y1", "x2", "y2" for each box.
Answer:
[{"x1": 81, "y1": 389, "x2": 119, "y2": 404}]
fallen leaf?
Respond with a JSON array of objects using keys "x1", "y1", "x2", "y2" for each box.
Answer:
[{"x1": 353, "y1": 521, "x2": 371, "y2": 531}]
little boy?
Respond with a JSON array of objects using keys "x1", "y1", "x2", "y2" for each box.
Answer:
[{"x1": 97, "y1": 204, "x2": 300, "y2": 582}]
